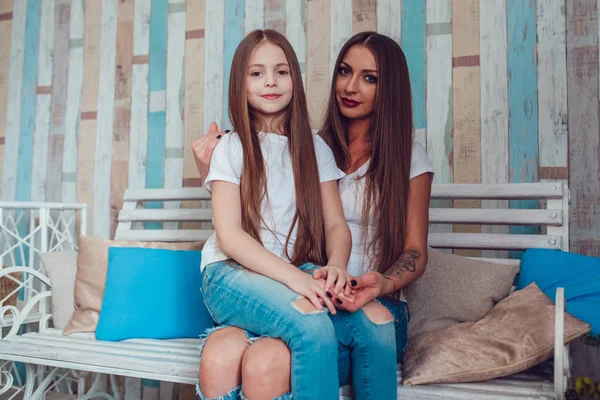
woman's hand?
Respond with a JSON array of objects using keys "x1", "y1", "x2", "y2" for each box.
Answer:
[
  {"x1": 191, "y1": 122, "x2": 227, "y2": 181},
  {"x1": 285, "y1": 271, "x2": 339, "y2": 314},
  {"x1": 336, "y1": 271, "x2": 393, "y2": 313}
]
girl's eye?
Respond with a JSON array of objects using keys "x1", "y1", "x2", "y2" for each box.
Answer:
[
  {"x1": 365, "y1": 75, "x2": 378, "y2": 84},
  {"x1": 250, "y1": 71, "x2": 261, "y2": 77},
  {"x1": 338, "y1": 66, "x2": 351, "y2": 76}
]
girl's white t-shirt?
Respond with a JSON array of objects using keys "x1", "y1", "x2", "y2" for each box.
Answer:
[
  {"x1": 340, "y1": 142, "x2": 434, "y2": 284},
  {"x1": 200, "y1": 132, "x2": 346, "y2": 270}
]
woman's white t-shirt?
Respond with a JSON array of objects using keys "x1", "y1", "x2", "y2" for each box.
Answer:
[
  {"x1": 340, "y1": 142, "x2": 434, "y2": 283},
  {"x1": 200, "y1": 132, "x2": 346, "y2": 270}
]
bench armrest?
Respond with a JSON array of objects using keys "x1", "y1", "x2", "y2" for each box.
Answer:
[
  {"x1": 0, "y1": 267, "x2": 53, "y2": 338},
  {"x1": 554, "y1": 287, "x2": 568, "y2": 400}
]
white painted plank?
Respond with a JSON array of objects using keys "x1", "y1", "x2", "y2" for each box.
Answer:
[
  {"x1": 480, "y1": 0, "x2": 509, "y2": 259},
  {"x1": 426, "y1": 0, "x2": 452, "y2": 186},
  {"x1": 431, "y1": 182, "x2": 564, "y2": 199},
  {"x1": 429, "y1": 233, "x2": 562, "y2": 250},
  {"x1": 164, "y1": 0, "x2": 186, "y2": 230},
  {"x1": 329, "y1": 0, "x2": 352, "y2": 77},
  {"x1": 537, "y1": 0, "x2": 568, "y2": 167},
  {"x1": 429, "y1": 208, "x2": 563, "y2": 226},
  {"x1": 61, "y1": 0, "x2": 84, "y2": 204},
  {"x1": 128, "y1": 0, "x2": 151, "y2": 191},
  {"x1": 123, "y1": 187, "x2": 210, "y2": 201},
  {"x1": 2, "y1": 0, "x2": 28, "y2": 201},
  {"x1": 31, "y1": 0, "x2": 55, "y2": 203},
  {"x1": 92, "y1": 0, "x2": 118, "y2": 239},
  {"x1": 426, "y1": 0, "x2": 453, "y2": 249},
  {"x1": 118, "y1": 208, "x2": 213, "y2": 222},
  {"x1": 286, "y1": 0, "x2": 306, "y2": 88},
  {"x1": 143, "y1": 386, "x2": 159, "y2": 400},
  {"x1": 124, "y1": 378, "x2": 142, "y2": 400},
  {"x1": 14, "y1": 336, "x2": 199, "y2": 361},
  {"x1": 244, "y1": 0, "x2": 264, "y2": 35},
  {"x1": 0, "y1": 344, "x2": 199, "y2": 385},
  {"x1": 203, "y1": 1, "x2": 224, "y2": 129},
  {"x1": 159, "y1": 382, "x2": 176, "y2": 400},
  {"x1": 376, "y1": 0, "x2": 401, "y2": 44}
]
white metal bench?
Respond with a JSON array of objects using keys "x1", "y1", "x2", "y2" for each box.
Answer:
[{"x1": 0, "y1": 182, "x2": 571, "y2": 399}]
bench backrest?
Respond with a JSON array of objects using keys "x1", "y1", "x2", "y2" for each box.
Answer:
[{"x1": 114, "y1": 182, "x2": 569, "y2": 270}]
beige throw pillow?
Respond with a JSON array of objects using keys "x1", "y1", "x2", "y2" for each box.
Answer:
[
  {"x1": 64, "y1": 236, "x2": 204, "y2": 335},
  {"x1": 402, "y1": 283, "x2": 591, "y2": 386},
  {"x1": 39, "y1": 251, "x2": 78, "y2": 329},
  {"x1": 406, "y1": 248, "x2": 519, "y2": 338}
]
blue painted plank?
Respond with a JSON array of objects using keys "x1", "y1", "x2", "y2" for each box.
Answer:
[
  {"x1": 402, "y1": 1, "x2": 426, "y2": 129},
  {"x1": 148, "y1": 0, "x2": 167, "y2": 92},
  {"x1": 222, "y1": 0, "x2": 244, "y2": 130},
  {"x1": 16, "y1": 0, "x2": 41, "y2": 203},
  {"x1": 508, "y1": 0, "x2": 539, "y2": 255},
  {"x1": 146, "y1": 0, "x2": 168, "y2": 230}
]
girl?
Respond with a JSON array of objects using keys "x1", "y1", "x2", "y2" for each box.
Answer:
[
  {"x1": 197, "y1": 29, "x2": 353, "y2": 400},
  {"x1": 195, "y1": 32, "x2": 434, "y2": 400}
]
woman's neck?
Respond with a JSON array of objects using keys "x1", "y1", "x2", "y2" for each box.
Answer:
[{"x1": 346, "y1": 118, "x2": 373, "y2": 174}]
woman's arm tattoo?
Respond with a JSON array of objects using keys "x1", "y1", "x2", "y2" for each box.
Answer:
[{"x1": 383, "y1": 249, "x2": 421, "y2": 280}]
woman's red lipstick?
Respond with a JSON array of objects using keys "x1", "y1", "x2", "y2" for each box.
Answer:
[{"x1": 341, "y1": 97, "x2": 360, "y2": 108}]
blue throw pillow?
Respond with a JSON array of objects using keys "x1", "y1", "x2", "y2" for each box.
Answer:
[
  {"x1": 96, "y1": 247, "x2": 214, "y2": 341},
  {"x1": 517, "y1": 248, "x2": 600, "y2": 335}
]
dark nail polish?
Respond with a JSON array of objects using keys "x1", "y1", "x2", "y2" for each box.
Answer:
[
  {"x1": 326, "y1": 291, "x2": 332, "y2": 298},
  {"x1": 224, "y1": 130, "x2": 231, "y2": 133},
  {"x1": 335, "y1": 299, "x2": 343, "y2": 305},
  {"x1": 216, "y1": 135, "x2": 222, "y2": 139},
  {"x1": 351, "y1": 280, "x2": 357, "y2": 287}
]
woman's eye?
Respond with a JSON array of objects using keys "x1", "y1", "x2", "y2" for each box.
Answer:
[
  {"x1": 365, "y1": 75, "x2": 378, "y2": 84},
  {"x1": 338, "y1": 66, "x2": 350, "y2": 76},
  {"x1": 277, "y1": 70, "x2": 289, "y2": 75}
]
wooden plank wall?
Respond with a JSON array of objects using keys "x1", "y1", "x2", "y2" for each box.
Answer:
[{"x1": 1, "y1": 0, "x2": 599, "y2": 396}]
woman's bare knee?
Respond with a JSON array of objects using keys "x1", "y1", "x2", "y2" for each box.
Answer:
[
  {"x1": 241, "y1": 338, "x2": 291, "y2": 400},
  {"x1": 362, "y1": 301, "x2": 393, "y2": 324},
  {"x1": 199, "y1": 327, "x2": 248, "y2": 397}
]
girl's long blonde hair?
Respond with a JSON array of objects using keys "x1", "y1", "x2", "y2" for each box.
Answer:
[{"x1": 228, "y1": 29, "x2": 327, "y2": 266}]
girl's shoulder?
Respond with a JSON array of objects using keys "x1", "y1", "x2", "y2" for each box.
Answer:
[{"x1": 214, "y1": 131, "x2": 243, "y2": 153}]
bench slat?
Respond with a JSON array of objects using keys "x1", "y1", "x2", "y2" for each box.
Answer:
[
  {"x1": 431, "y1": 182, "x2": 563, "y2": 199},
  {"x1": 123, "y1": 187, "x2": 210, "y2": 202},
  {"x1": 115, "y1": 229, "x2": 213, "y2": 242},
  {"x1": 118, "y1": 208, "x2": 213, "y2": 222},
  {"x1": 429, "y1": 208, "x2": 563, "y2": 226},
  {"x1": 429, "y1": 233, "x2": 562, "y2": 250}
]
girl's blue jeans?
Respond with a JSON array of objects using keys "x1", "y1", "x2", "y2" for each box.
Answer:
[{"x1": 198, "y1": 260, "x2": 408, "y2": 400}]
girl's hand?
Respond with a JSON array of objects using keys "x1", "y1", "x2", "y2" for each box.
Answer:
[
  {"x1": 285, "y1": 271, "x2": 338, "y2": 314},
  {"x1": 191, "y1": 122, "x2": 228, "y2": 181},
  {"x1": 312, "y1": 266, "x2": 356, "y2": 303}
]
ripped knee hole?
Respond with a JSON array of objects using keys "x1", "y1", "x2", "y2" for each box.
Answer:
[
  {"x1": 291, "y1": 297, "x2": 326, "y2": 315},
  {"x1": 363, "y1": 302, "x2": 394, "y2": 324}
]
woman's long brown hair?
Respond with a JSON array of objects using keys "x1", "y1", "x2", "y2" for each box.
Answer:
[
  {"x1": 319, "y1": 32, "x2": 413, "y2": 276},
  {"x1": 228, "y1": 29, "x2": 327, "y2": 266}
]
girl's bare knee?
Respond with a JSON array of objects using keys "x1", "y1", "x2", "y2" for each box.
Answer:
[
  {"x1": 241, "y1": 338, "x2": 291, "y2": 399},
  {"x1": 199, "y1": 327, "x2": 248, "y2": 395},
  {"x1": 362, "y1": 301, "x2": 393, "y2": 324},
  {"x1": 242, "y1": 338, "x2": 291, "y2": 379}
]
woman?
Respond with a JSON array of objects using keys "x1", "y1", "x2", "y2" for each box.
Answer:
[{"x1": 193, "y1": 32, "x2": 433, "y2": 400}]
